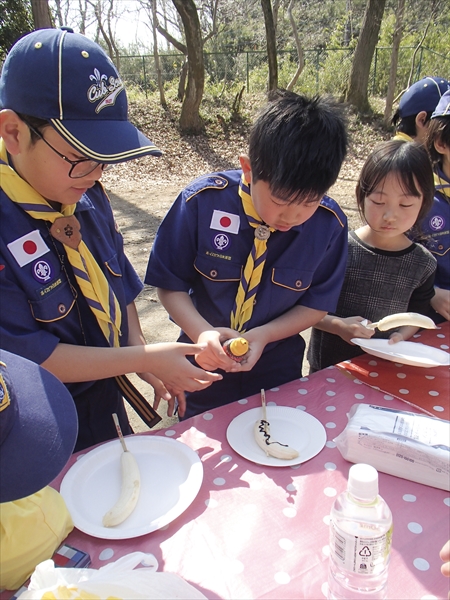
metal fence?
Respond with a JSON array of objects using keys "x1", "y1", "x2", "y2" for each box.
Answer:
[{"x1": 118, "y1": 45, "x2": 449, "y2": 99}]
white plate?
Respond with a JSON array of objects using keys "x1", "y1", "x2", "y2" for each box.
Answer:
[
  {"x1": 351, "y1": 338, "x2": 450, "y2": 368},
  {"x1": 226, "y1": 406, "x2": 326, "y2": 467},
  {"x1": 60, "y1": 435, "x2": 203, "y2": 539}
]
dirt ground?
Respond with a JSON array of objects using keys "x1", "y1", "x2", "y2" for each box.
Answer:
[{"x1": 104, "y1": 173, "x2": 363, "y2": 434}]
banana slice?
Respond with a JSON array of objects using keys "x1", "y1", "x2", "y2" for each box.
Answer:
[
  {"x1": 253, "y1": 419, "x2": 299, "y2": 460},
  {"x1": 367, "y1": 312, "x2": 437, "y2": 331},
  {"x1": 103, "y1": 450, "x2": 141, "y2": 527}
]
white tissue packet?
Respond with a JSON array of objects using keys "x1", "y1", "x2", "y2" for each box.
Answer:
[{"x1": 334, "y1": 404, "x2": 450, "y2": 491}]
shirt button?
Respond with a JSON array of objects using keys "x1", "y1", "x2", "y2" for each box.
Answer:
[
  {"x1": 253, "y1": 299, "x2": 257, "y2": 305},
  {"x1": 210, "y1": 270, "x2": 217, "y2": 278},
  {"x1": 438, "y1": 245, "x2": 444, "y2": 250},
  {"x1": 58, "y1": 304, "x2": 66, "y2": 314},
  {"x1": 295, "y1": 280, "x2": 302, "y2": 288}
]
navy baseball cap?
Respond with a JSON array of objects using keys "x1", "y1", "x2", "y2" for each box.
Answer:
[
  {"x1": 432, "y1": 89, "x2": 450, "y2": 118},
  {"x1": 0, "y1": 28, "x2": 162, "y2": 163},
  {"x1": 398, "y1": 76, "x2": 450, "y2": 118},
  {"x1": 0, "y1": 349, "x2": 78, "y2": 503}
]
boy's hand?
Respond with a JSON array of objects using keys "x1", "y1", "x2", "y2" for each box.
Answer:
[
  {"x1": 335, "y1": 317, "x2": 376, "y2": 344},
  {"x1": 195, "y1": 328, "x2": 244, "y2": 372}
]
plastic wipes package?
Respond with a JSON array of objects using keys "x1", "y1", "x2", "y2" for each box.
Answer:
[
  {"x1": 334, "y1": 404, "x2": 450, "y2": 491},
  {"x1": 18, "y1": 552, "x2": 207, "y2": 600}
]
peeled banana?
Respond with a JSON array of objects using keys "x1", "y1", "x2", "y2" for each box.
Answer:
[
  {"x1": 367, "y1": 312, "x2": 437, "y2": 331},
  {"x1": 253, "y1": 419, "x2": 299, "y2": 460},
  {"x1": 102, "y1": 449, "x2": 141, "y2": 527}
]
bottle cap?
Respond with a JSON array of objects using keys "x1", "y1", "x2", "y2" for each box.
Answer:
[
  {"x1": 347, "y1": 463, "x2": 379, "y2": 501},
  {"x1": 229, "y1": 338, "x2": 249, "y2": 357}
]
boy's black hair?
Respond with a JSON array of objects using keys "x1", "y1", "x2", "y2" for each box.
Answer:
[
  {"x1": 356, "y1": 139, "x2": 434, "y2": 227},
  {"x1": 391, "y1": 111, "x2": 433, "y2": 138},
  {"x1": 248, "y1": 90, "x2": 348, "y2": 204},
  {"x1": 426, "y1": 116, "x2": 450, "y2": 165},
  {"x1": 16, "y1": 113, "x2": 49, "y2": 143}
]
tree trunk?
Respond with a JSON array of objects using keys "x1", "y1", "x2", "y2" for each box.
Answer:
[
  {"x1": 383, "y1": 0, "x2": 405, "y2": 124},
  {"x1": 345, "y1": 0, "x2": 386, "y2": 112},
  {"x1": 286, "y1": 0, "x2": 304, "y2": 91},
  {"x1": 172, "y1": 0, "x2": 205, "y2": 134},
  {"x1": 261, "y1": 0, "x2": 278, "y2": 91},
  {"x1": 151, "y1": 0, "x2": 167, "y2": 109},
  {"x1": 31, "y1": 0, "x2": 53, "y2": 29}
]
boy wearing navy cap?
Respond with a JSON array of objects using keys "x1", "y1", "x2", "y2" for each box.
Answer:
[
  {"x1": 145, "y1": 90, "x2": 348, "y2": 418},
  {"x1": 415, "y1": 90, "x2": 450, "y2": 321},
  {"x1": 0, "y1": 28, "x2": 221, "y2": 450},
  {"x1": 392, "y1": 76, "x2": 450, "y2": 143}
]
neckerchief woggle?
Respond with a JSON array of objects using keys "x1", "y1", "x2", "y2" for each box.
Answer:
[
  {"x1": 0, "y1": 138, "x2": 161, "y2": 427},
  {"x1": 230, "y1": 175, "x2": 275, "y2": 332}
]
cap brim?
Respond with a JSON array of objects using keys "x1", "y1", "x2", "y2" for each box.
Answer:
[
  {"x1": 0, "y1": 350, "x2": 78, "y2": 502},
  {"x1": 49, "y1": 118, "x2": 162, "y2": 163}
]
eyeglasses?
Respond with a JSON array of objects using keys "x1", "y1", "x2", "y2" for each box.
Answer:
[{"x1": 26, "y1": 123, "x2": 113, "y2": 179}]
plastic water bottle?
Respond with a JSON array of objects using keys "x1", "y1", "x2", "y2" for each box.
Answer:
[{"x1": 327, "y1": 463, "x2": 393, "y2": 599}]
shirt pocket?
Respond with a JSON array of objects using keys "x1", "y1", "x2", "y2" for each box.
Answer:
[
  {"x1": 29, "y1": 279, "x2": 77, "y2": 323},
  {"x1": 104, "y1": 253, "x2": 123, "y2": 277},
  {"x1": 194, "y1": 254, "x2": 241, "y2": 282},
  {"x1": 271, "y1": 267, "x2": 314, "y2": 293}
]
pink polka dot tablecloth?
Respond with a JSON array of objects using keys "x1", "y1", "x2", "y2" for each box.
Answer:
[
  {"x1": 32, "y1": 366, "x2": 449, "y2": 600},
  {"x1": 337, "y1": 320, "x2": 450, "y2": 420}
]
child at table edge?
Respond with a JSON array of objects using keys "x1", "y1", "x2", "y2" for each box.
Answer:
[
  {"x1": 145, "y1": 90, "x2": 349, "y2": 419},
  {"x1": 0, "y1": 28, "x2": 221, "y2": 451},
  {"x1": 307, "y1": 139, "x2": 436, "y2": 372}
]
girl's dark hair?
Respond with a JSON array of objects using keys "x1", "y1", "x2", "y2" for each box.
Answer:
[
  {"x1": 426, "y1": 117, "x2": 450, "y2": 165},
  {"x1": 248, "y1": 90, "x2": 348, "y2": 204},
  {"x1": 355, "y1": 140, "x2": 434, "y2": 228},
  {"x1": 16, "y1": 113, "x2": 49, "y2": 143}
]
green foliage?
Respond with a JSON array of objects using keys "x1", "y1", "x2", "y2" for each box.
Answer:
[{"x1": 0, "y1": 0, "x2": 33, "y2": 60}]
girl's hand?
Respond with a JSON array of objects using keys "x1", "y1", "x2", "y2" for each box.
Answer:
[
  {"x1": 336, "y1": 317, "x2": 376, "y2": 344},
  {"x1": 431, "y1": 287, "x2": 450, "y2": 321},
  {"x1": 195, "y1": 328, "x2": 243, "y2": 372}
]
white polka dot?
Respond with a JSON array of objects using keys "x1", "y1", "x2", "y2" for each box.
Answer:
[
  {"x1": 353, "y1": 379, "x2": 363, "y2": 385},
  {"x1": 326, "y1": 390, "x2": 336, "y2": 396},
  {"x1": 413, "y1": 334, "x2": 420, "y2": 338},
  {"x1": 270, "y1": 387, "x2": 280, "y2": 391},
  {"x1": 322, "y1": 545, "x2": 330, "y2": 557},
  {"x1": 300, "y1": 377, "x2": 309, "y2": 382},
  {"x1": 384, "y1": 395, "x2": 393, "y2": 401},
  {"x1": 326, "y1": 441, "x2": 337, "y2": 448},
  {"x1": 296, "y1": 405, "x2": 307, "y2": 411},
  {"x1": 140, "y1": 554, "x2": 158, "y2": 569},
  {"x1": 325, "y1": 462, "x2": 336, "y2": 471},
  {"x1": 99, "y1": 548, "x2": 114, "y2": 560},
  {"x1": 160, "y1": 524, "x2": 170, "y2": 531},
  {"x1": 373, "y1": 386, "x2": 380, "y2": 390},
  {"x1": 326, "y1": 405, "x2": 336, "y2": 411},
  {"x1": 440, "y1": 344, "x2": 449, "y2": 350},
  {"x1": 238, "y1": 398, "x2": 248, "y2": 404},
  {"x1": 399, "y1": 388, "x2": 409, "y2": 394},
  {"x1": 290, "y1": 464, "x2": 302, "y2": 470},
  {"x1": 267, "y1": 401, "x2": 277, "y2": 407},
  {"x1": 213, "y1": 477, "x2": 226, "y2": 486},
  {"x1": 354, "y1": 393, "x2": 365, "y2": 400},
  {"x1": 219, "y1": 454, "x2": 232, "y2": 463},
  {"x1": 394, "y1": 363, "x2": 403, "y2": 368},
  {"x1": 403, "y1": 494, "x2": 416, "y2": 502},
  {"x1": 324, "y1": 487, "x2": 337, "y2": 497},
  {"x1": 287, "y1": 483, "x2": 298, "y2": 492},
  {"x1": 437, "y1": 334, "x2": 446, "y2": 338},
  {"x1": 444, "y1": 498, "x2": 450, "y2": 507},
  {"x1": 326, "y1": 378, "x2": 336, "y2": 383},
  {"x1": 425, "y1": 375, "x2": 435, "y2": 380},
  {"x1": 76, "y1": 454, "x2": 86, "y2": 461},
  {"x1": 205, "y1": 498, "x2": 218, "y2": 508},
  {"x1": 396, "y1": 373, "x2": 407, "y2": 379},
  {"x1": 202, "y1": 412, "x2": 213, "y2": 420},
  {"x1": 326, "y1": 422, "x2": 336, "y2": 429},
  {"x1": 428, "y1": 390, "x2": 439, "y2": 396},
  {"x1": 323, "y1": 515, "x2": 331, "y2": 526},
  {"x1": 298, "y1": 388, "x2": 308, "y2": 395},
  {"x1": 283, "y1": 507, "x2": 297, "y2": 518},
  {"x1": 413, "y1": 558, "x2": 430, "y2": 571},
  {"x1": 279, "y1": 538, "x2": 294, "y2": 550},
  {"x1": 274, "y1": 572, "x2": 291, "y2": 584},
  {"x1": 408, "y1": 522, "x2": 423, "y2": 534},
  {"x1": 434, "y1": 406, "x2": 445, "y2": 412},
  {"x1": 369, "y1": 372, "x2": 379, "y2": 378},
  {"x1": 368, "y1": 360, "x2": 378, "y2": 366},
  {"x1": 164, "y1": 429, "x2": 176, "y2": 436}
]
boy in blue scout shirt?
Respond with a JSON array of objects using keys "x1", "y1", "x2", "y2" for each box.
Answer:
[
  {"x1": 145, "y1": 90, "x2": 349, "y2": 419},
  {"x1": 0, "y1": 28, "x2": 221, "y2": 451}
]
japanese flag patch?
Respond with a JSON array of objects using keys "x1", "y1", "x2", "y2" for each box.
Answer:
[
  {"x1": 210, "y1": 210, "x2": 240, "y2": 234},
  {"x1": 7, "y1": 230, "x2": 50, "y2": 267}
]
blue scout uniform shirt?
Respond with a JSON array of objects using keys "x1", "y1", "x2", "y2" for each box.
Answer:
[
  {"x1": 146, "y1": 170, "x2": 348, "y2": 339},
  {"x1": 0, "y1": 182, "x2": 143, "y2": 450},
  {"x1": 414, "y1": 190, "x2": 450, "y2": 289}
]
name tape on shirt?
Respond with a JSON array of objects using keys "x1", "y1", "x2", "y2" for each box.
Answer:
[
  {"x1": 210, "y1": 210, "x2": 240, "y2": 234},
  {"x1": 7, "y1": 230, "x2": 50, "y2": 267}
]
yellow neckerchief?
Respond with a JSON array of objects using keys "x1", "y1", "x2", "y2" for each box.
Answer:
[
  {"x1": 393, "y1": 132, "x2": 414, "y2": 142},
  {"x1": 0, "y1": 139, "x2": 121, "y2": 346},
  {"x1": 230, "y1": 175, "x2": 275, "y2": 332},
  {"x1": 434, "y1": 167, "x2": 450, "y2": 201}
]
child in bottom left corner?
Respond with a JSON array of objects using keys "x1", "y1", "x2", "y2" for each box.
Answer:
[{"x1": 0, "y1": 349, "x2": 78, "y2": 591}]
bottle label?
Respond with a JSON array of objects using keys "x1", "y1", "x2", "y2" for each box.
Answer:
[{"x1": 330, "y1": 521, "x2": 393, "y2": 575}]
